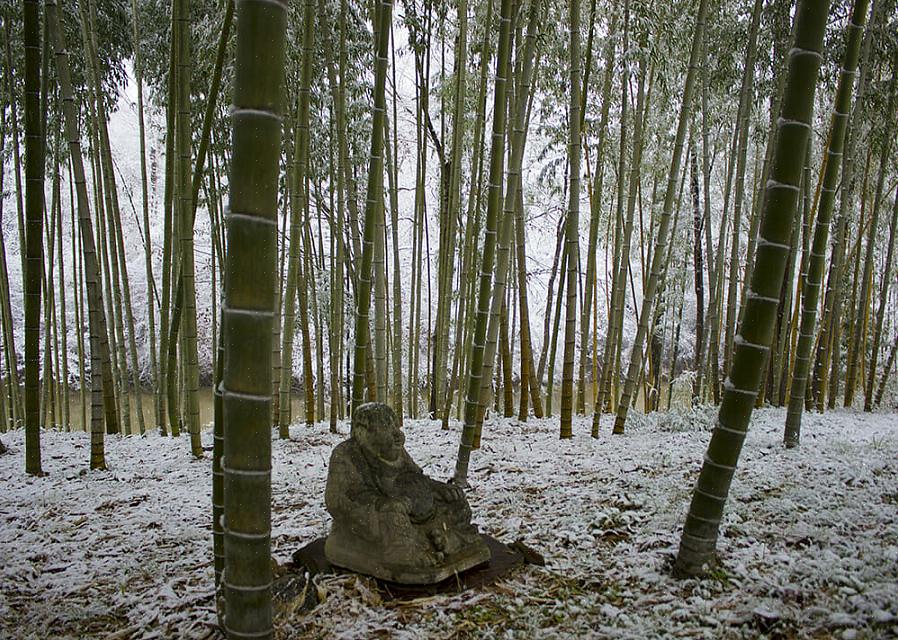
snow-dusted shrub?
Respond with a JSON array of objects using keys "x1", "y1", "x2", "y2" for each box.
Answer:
[{"x1": 655, "y1": 403, "x2": 717, "y2": 432}]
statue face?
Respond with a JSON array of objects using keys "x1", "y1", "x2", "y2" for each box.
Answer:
[
  {"x1": 366, "y1": 421, "x2": 405, "y2": 463},
  {"x1": 354, "y1": 405, "x2": 405, "y2": 463}
]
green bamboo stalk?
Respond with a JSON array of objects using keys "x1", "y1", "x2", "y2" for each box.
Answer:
[
  {"x1": 220, "y1": 0, "x2": 286, "y2": 636},
  {"x1": 559, "y1": 0, "x2": 582, "y2": 438},
  {"x1": 675, "y1": 0, "x2": 828, "y2": 576},
  {"x1": 0, "y1": 58, "x2": 22, "y2": 428},
  {"x1": 279, "y1": 0, "x2": 315, "y2": 434},
  {"x1": 23, "y1": 0, "x2": 44, "y2": 474},
  {"x1": 874, "y1": 315, "x2": 898, "y2": 407},
  {"x1": 47, "y1": 0, "x2": 118, "y2": 467},
  {"x1": 862, "y1": 60, "x2": 898, "y2": 411},
  {"x1": 174, "y1": 0, "x2": 202, "y2": 456},
  {"x1": 813, "y1": 0, "x2": 880, "y2": 409},
  {"x1": 130, "y1": 0, "x2": 160, "y2": 430},
  {"x1": 868, "y1": 187, "x2": 898, "y2": 408},
  {"x1": 783, "y1": 0, "x2": 870, "y2": 445},
  {"x1": 68, "y1": 160, "x2": 88, "y2": 432},
  {"x1": 473, "y1": 0, "x2": 540, "y2": 441},
  {"x1": 595, "y1": 0, "x2": 630, "y2": 427},
  {"x1": 350, "y1": 0, "x2": 393, "y2": 411},
  {"x1": 442, "y1": 0, "x2": 492, "y2": 427},
  {"x1": 158, "y1": 0, "x2": 179, "y2": 436},
  {"x1": 452, "y1": 0, "x2": 514, "y2": 486},
  {"x1": 319, "y1": 0, "x2": 345, "y2": 428},
  {"x1": 846, "y1": 63, "x2": 896, "y2": 406},
  {"x1": 430, "y1": 0, "x2": 469, "y2": 420},
  {"x1": 386, "y1": 28, "x2": 402, "y2": 423},
  {"x1": 578, "y1": 8, "x2": 618, "y2": 417}
]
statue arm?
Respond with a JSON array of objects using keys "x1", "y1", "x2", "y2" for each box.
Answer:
[
  {"x1": 326, "y1": 446, "x2": 413, "y2": 517},
  {"x1": 326, "y1": 447, "x2": 377, "y2": 516}
]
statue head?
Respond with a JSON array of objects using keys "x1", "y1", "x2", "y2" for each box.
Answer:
[{"x1": 351, "y1": 403, "x2": 405, "y2": 464}]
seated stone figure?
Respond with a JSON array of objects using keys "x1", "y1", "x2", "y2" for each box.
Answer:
[{"x1": 324, "y1": 403, "x2": 491, "y2": 584}]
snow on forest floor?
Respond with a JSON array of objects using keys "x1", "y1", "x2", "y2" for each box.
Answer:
[{"x1": 1, "y1": 407, "x2": 897, "y2": 639}]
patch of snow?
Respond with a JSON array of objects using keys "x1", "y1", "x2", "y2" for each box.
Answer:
[{"x1": 1, "y1": 407, "x2": 897, "y2": 638}]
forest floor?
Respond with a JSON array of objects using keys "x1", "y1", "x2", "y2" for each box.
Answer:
[{"x1": 1, "y1": 406, "x2": 897, "y2": 639}]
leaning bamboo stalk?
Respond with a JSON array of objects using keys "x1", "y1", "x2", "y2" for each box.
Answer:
[
  {"x1": 452, "y1": 0, "x2": 514, "y2": 486},
  {"x1": 47, "y1": 0, "x2": 120, "y2": 467},
  {"x1": 783, "y1": 0, "x2": 870, "y2": 445},
  {"x1": 863, "y1": 72, "x2": 898, "y2": 411},
  {"x1": 676, "y1": 0, "x2": 828, "y2": 576}
]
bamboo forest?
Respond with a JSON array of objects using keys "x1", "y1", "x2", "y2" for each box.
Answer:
[{"x1": 2, "y1": 0, "x2": 898, "y2": 637}]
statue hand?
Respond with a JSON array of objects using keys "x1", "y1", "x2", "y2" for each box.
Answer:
[
  {"x1": 438, "y1": 482, "x2": 465, "y2": 503},
  {"x1": 379, "y1": 496, "x2": 413, "y2": 515}
]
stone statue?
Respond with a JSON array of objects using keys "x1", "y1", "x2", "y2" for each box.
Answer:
[{"x1": 324, "y1": 403, "x2": 491, "y2": 584}]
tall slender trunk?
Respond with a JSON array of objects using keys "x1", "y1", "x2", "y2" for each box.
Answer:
[
  {"x1": 443, "y1": 0, "x2": 493, "y2": 427},
  {"x1": 690, "y1": 145, "x2": 705, "y2": 400},
  {"x1": 860, "y1": 59, "x2": 898, "y2": 410},
  {"x1": 783, "y1": 0, "x2": 870, "y2": 444},
  {"x1": 318, "y1": 0, "x2": 346, "y2": 429},
  {"x1": 132, "y1": 0, "x2": 160, "y2": 430},
  {"x1": 578, "y1": 8, "x2": 618, "y2": 416},
  {"x1": 452, "y1": 0, "x2": 514, "y2": 487},
  {"x1": 350, "y1": 0, "x2": 393, "y2": 411},
  {"x1": 386, "y1": 46, "x2": 403, "y2": 420},
  {"x1": 0, "y1": 33, "x2": 22, "y2": 428},
  {"x1": 47, "y1": 0, "x2": 119, "y2": 467},
  {"x1": 279, "y1": 0, "x2": 315, "y2": 434},
  {"x1": 174, "y1": 0, "x2": 202, "y2": 456},
  {"x1": 814, "y1": 0, "x2": 880, "y2": 409},
  {"x1": 675, "y1": 0, "x2": 828, "y2": 576},
  {"x1": 158, "y1": 0, "x2": 179, "y2": 436},
  {"x1": 220, "y1": 0, "x2": 286, "y2": 634},
  {"x1": 722, "y1": 0, "x2": 763, "y2": 377},
  {"x1": 867, "y1": 186, "x2": 898, "y2": 409},
  {"x1": 559, "y1": 0, "x2": 582, "y2": 438},
  {"x1": 23, "y1": 0, "x2": 44, "y2": 474},
  {"x1": 845, "y1": 60, "x2": 896, "y2": 407},
  {"x1": 595, "y1": 1, "x2": 630, "y2": 431},
  {"x1": 472, "y1": 0, "x2": 540, "y2": 442},
  {"x1": 430, "y1": 0, "x2": 469, "y2": 419},
  {"x1": 612, "y1": 0, "x2": 708, "y2": 434}
]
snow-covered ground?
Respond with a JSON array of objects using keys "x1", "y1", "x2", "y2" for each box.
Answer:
[{"x1": 1, "y1": 407, "x2": 897, "y2": 639}]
